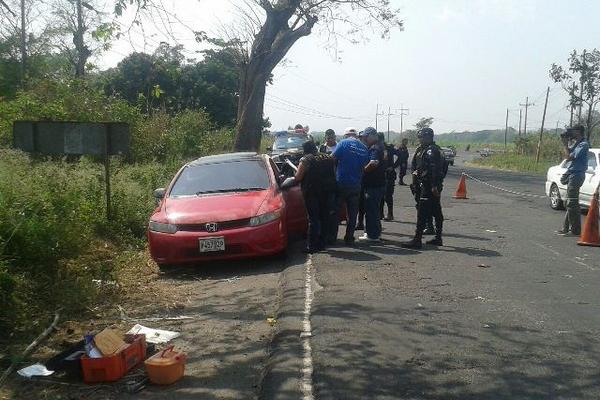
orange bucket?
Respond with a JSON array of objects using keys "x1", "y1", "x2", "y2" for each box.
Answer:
[{"x1": 144, "y1": 346, "x2": 186, "y2": 385}]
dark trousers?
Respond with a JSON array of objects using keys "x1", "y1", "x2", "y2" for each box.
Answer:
[
  {"x1": 365, "y1": 186, "x2": 385, "y2": 239},
  {"x1": 304, "y1": 191, "x2": 337, "y2": 250},
  {"x1": 380, "y1": 171, "x2": 396, "y2": 216},
  {"x1": 358, "y1": 186, "x2": 366, "y2": 227},
  {"x1": 563, "y1": 173, "x2": 585, "y2": 235},
  {"x1": 335, "y1": 185, "x2": 361, "y2": 241},
  {"x1": 398, "y1": 162, "x2": 408, "y2": 184},
  {"x1": 416, "y1": 185, "x2": 444, "y2": 239}
]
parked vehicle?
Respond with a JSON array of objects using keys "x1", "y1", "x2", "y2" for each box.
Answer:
[
  {"x1": 545, "y1": 148, "x2": 600, "y2": 210},
  {"x1": 148, "y1": 152, "x2": 307, "y2": 265},
  {"x1": 440, "y1": 147, "x2": 456, "y2": 166}
]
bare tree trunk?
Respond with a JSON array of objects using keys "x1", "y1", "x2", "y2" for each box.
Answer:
[
  {"x1": 19, "y1": 0, "x2": 26, "y2": 85},
  {"x1": 73, "y1": 0, "x2": 90, "y2": 77},
  {"x1": 234, "y1": 63, "x2": 268, "y2": 151},
  {"x1": 586, "y1": 98, "x2": 594, "y2": 141}
]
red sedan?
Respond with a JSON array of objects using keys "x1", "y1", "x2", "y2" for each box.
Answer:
[{"x1": 148, "y1": 152, "x2": 307, "y2": 265}]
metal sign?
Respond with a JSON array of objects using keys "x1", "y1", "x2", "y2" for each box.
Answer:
[
  {"x1": 13, "y1": 121, "x2": 129, "y2": 155},
  {"x1": 12, "y1": 121, "x2": 131, "y2": 220}
]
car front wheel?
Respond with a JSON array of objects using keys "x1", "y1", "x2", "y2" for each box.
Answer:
[{"x1": 549, "y1": 183, "x2": 564, "y2": 210}]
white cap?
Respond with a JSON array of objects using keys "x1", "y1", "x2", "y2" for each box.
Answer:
[{"x1": 344, "y1": 127, "x2": 358, "y2": 137}]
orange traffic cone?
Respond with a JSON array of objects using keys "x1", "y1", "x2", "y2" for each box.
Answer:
[
  {"x1": 453, "y1": 173, "x2": 468, "y2": 199},
  {"x1": 578, "y1": 187, "x2": 600, "y2": 247}
]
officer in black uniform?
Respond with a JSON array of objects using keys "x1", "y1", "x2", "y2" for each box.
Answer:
[
  {"x1": 381, "y1": 139, "x2": 399, "y2": 220},
  {"x1": 402, "y1": 128, "x2": 444, "y2": 249},
  {"x1": 397, "y1": 138, "x2": 409, "y2": 185},
  {"x1": 294, "y1": 141, "x2": 337, "y2": 253}
]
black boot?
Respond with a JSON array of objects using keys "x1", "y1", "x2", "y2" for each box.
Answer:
[
  {"x1": 384, "y1": 205, "x2": 394, "y2": 221},
  {"x1": 401, "y1": 234, "x2": 422, "y2": 249},
  {"x1": 426, "y1": 220, "x2": 443, "y2": 245}
]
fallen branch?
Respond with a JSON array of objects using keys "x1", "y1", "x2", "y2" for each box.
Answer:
[{"x1": 0, "y1": 309, "x2": 62, "y2": 388}]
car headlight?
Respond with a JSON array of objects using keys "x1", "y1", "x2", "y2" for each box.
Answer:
[
  {"x1": 249, "y1": 210, "x2": 282, "y2": 226},
  {"x1": 149, "y1": 221, "x2": 178, "y2": 234}
]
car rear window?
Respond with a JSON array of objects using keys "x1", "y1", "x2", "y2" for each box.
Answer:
[
  {"x1": 170, "y1": 160, "x2": 271, "y2": 196},
  {"x1": 274, "y1": 136, "x2": 305, "y2": 150}
]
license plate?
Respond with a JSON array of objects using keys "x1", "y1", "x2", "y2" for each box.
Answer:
[{"x1": 199, "y1": 237, "x2": 225, "y2": 253}]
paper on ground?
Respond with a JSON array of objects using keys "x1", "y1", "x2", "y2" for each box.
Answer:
[
  {"x1": 17, "y1": 363, "x2": 54, "y2": 378},
  {"x1": 127, "y1": 324, "x2": 180, "y2": 344}
]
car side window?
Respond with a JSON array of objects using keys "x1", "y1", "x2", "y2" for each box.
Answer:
[{"x1": 588, "y1": 152, "x2": 597, "y2": 171}]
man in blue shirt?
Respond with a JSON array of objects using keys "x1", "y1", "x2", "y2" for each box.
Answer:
[
  {"x1": 557, "y1": 125, "x2": 589, "y2": 236},
  {"x1": 331, "y1": 128, "x2": 370, "y2": 245}
]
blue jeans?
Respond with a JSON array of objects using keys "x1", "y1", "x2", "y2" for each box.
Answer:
[
  {"x1": 365, "y1": 186, "x2": 385, "y2": 239},
  {"x1": 335, "y1": 184, "x2": 361, "y2": 241}
]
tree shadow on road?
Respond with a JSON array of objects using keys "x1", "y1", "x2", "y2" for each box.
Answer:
[{"x1": 305, "y1": 299, "x2": 600, "y2": 400}]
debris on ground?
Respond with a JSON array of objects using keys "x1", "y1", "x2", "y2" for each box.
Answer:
[
  {"x1": 17, "y1": 364, "x2": 54, "y2": 378},
  {"x1": 126, "y1": 324, "x2": 180, "y2": 344}
]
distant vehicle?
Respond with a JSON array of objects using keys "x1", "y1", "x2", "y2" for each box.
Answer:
[
  {"x1": 268, "y1": 130, "x2": 313, "y2": 161},
  {"x1": 545, "y1": 148, "x2": 600, "y2": 210},
  {"x1": 148, "y1": 152, "x2": 307, "y2": 265},
  {"x1": 440, "y1": 147, "x2": 456, "y2": 166},
  {"x1": 478, "y1": 148, "x2": 496, "y2": 158}
]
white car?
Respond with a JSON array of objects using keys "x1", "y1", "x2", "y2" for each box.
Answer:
[{"x1": 545, "y1": 148, "x2": 600, "y2": 210}]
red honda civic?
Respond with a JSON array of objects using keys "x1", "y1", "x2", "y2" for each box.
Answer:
[{"x1": 148, "y1": 152, "x2": 307, "y2": 265}]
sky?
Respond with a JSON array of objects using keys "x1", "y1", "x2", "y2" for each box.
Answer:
[{"x1": 102, "y1": 0, "x2": 600, "y2": 135}]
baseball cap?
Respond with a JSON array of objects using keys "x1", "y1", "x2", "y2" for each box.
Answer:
[
  {"x1": 418, "y1": 127, "x2": 434, "y2": 137},
  {"x1": 344, "y1": 127, "x2": 358, "y2": 136},
  {"x1": 362, "y1": 127, "x2": 377, "y2": 137},
  {"x1": 325, "y1": 129, "x2": 336, "y2": 137}
]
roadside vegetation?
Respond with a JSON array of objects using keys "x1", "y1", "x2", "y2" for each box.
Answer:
[
  {"x1": 0, "y1": 79, "x2": 238, "y2": 349},
  {"x1": 469, "y1": 134, "x2": 599, "y2": 174}
]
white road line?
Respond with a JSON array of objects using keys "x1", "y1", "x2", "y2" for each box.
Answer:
[
  {"x1": 532, "y1": 241, "x2": 596, "y2": 271},
  {"x1": 301, "y1": 256, "x2": 315, "y2": 400}
]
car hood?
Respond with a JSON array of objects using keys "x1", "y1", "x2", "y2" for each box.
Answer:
[{"x1": 164, "y1": 190, "x2": 271, "y2": 224}]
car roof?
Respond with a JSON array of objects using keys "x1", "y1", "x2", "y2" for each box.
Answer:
[{"x1": 188, "y1": 152, "x2": 263, "y2": 166}]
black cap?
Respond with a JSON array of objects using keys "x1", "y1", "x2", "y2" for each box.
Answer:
[
  {"x1": 418, "y1": 127, "x2": 434, "y2": 137},
  {"x1": 325, "y1": 129, "x2": 336, "y2": 137}
]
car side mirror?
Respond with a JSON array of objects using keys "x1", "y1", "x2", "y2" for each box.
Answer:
[
  {"x1": 280, "y1": 177, "x2": 297, "y2": 190},
  {"x1": 153, "y1": 188, "x2": 166, "y2": 199}
]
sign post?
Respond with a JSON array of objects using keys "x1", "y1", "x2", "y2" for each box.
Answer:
[{"x1": 13, "y1": 121, "x2": 130, "y2": 220}]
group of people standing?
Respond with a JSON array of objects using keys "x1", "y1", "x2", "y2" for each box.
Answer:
[{"x1": 293, "y1": 126, "x2": 446, "y2": 253}]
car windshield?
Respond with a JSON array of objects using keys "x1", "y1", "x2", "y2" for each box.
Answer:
[
  {"x1": 169, "y1": 160, "x2": 270, "y2": 196},
  {"x1": 273, "y1": 136, "x2": 306, "y2": 150}
]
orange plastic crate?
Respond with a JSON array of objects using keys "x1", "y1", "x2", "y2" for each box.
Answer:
[{"x1": 81, "y1": 335, "x2": 146, "y2": 383}]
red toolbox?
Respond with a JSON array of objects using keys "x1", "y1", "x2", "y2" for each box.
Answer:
[{"x1": 81, "y1": 334, "x2": 146, "y2": 383}]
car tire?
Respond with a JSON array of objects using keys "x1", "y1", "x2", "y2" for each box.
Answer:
[{"x1": 549, "y1": 183, "x2": 564, "y2": 210}]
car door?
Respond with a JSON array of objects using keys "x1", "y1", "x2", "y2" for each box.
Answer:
[
  {"x1": 268, "y1": 158, "x2": 307, "y2": 234},
  {"x1": 580, "y1": 152, "x2": 599, "y2": 206}
]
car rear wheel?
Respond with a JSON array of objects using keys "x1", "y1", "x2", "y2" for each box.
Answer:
[{"x1": 550, "y1": 183, "x2": 564, "y2": 210}]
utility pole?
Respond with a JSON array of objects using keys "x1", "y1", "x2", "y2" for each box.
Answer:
[
  {"x1": 555, "y1": 120, "x2": 560, "y2": 136},
  {"x1": 397, "y1": 105, "x2": 409, "y2": 138},
  {"x1": 518, "y1": 109, "x2": 522, "y2": 136},
  {"x1": 504, "y1": 108, "x2": 509, "y2": 151},
  {"x1": 520, "y1": 96, "x2": 535, "y2": 135},
  {"x1": 375, "y1": 104, "x2": 383, "y2": 131},
  {"x1": 388, "y1": 106, "x2": 392, "y2": 143},
  {"x1": 535, "y1": 87, "x2": 550, "y2": 164}
]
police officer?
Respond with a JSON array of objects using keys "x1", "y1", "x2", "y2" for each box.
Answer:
[
  {"x1": 380, "y1": 137, "x2": 399, "y2": 221},
  {"x1": 295, "y1": 141, "x2": 337, "y2": 252},
  {"x1": 402, "y1": 128, "x2": 445, "y2": 249},
  {"x1": 397, "y1": 138, "x2": 409, "y2": 185}
]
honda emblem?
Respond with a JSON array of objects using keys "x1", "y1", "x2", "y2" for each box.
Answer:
[{"x1": 205, "y1": 222, "x2": 218, "y2": 233}]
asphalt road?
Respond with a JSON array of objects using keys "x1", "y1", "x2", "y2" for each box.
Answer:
[{"x1": 117, "y1": 151, "x2": 599, "y2": 400}]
